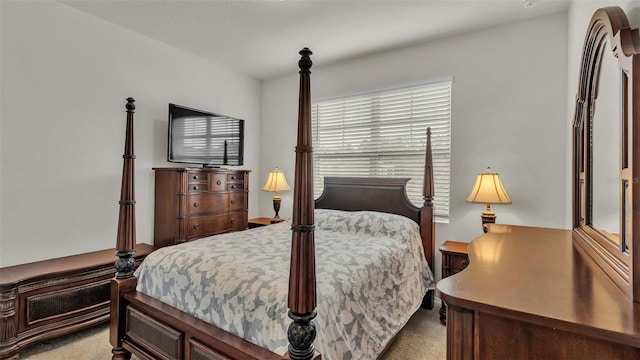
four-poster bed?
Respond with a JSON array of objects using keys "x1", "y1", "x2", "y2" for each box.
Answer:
[{"x1": 110, "y1": 48, "x2": 437, "y2": 360}]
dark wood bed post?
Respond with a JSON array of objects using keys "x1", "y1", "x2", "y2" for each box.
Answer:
[
  {"x1": 421, "y1": 128, "x2": 435, "y2": 310},
  {"x1": 286, "y1": 48, "x2": 321, "y2": 360},
  {"x1": 110, "y1": 97, "x2": 137, "y2": 360}
]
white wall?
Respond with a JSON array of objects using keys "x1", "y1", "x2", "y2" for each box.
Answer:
[
  {"x1": 3, "y1": 1, "x2": 637, "y2": 273},
  {"x1": 0, "y1": 1, "x2": 262, "y2": 267},
  {"x1": 261, "y1": 12, "x2": 569, "y2": 280}
]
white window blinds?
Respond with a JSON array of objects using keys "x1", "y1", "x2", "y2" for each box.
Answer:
[{"x1": 312, "y1": 79, "x2": 451, "y2": 219}]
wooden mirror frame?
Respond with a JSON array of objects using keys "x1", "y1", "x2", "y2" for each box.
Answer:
[{"x1": 572, "y1": 6, "x2": 640, "y2": 302}]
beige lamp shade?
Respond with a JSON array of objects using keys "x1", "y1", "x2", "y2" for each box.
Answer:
[
  {"x1": 262, "y1": 168, "x2": 291, "y2": 194},
  {"x1": 466, "y1": 169, "x2": 512, "y2": 204}
]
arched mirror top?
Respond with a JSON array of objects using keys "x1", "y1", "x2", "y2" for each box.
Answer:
[{"x1": 572, "y1": 6, "x2": 640, "y2": 302}]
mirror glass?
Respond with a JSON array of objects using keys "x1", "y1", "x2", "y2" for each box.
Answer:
[{"x1": 591, "y1": 39, "x2": 620, "y2": 243}]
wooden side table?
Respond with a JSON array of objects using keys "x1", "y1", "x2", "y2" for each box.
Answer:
[
  {"x1": 439, "y1": 240, "x2": 469, "y2": 325},
  {"x1": 248, "y1": 217, "x2": 285, "y2": 228}
]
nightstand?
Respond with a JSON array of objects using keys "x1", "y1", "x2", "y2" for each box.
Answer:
[
  {"x1": 248, "y1": 217, "x2": 285, "y2": 228},
  {"x1": 439, "y1": 240, "x2": 469, "y2": 325}
]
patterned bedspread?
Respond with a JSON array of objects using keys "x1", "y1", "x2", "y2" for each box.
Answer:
[{"x1": 135, "y1": 209, "x2": 436, "y2": 360}]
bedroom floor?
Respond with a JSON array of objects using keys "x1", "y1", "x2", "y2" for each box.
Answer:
[
  {"x1": 19, "y1": 307, "x2": 446, "y2": 360},
  {"x1": 381, "y1": 307, "x2": 446, "y2": 359}
]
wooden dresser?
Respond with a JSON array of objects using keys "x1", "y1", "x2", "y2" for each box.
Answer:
[
  {"x1": 0, "y1": 244, "x2": 153, "y2": 359},
  {"x1": 153, "y1": 167, "x2": 250, "y2": 248},
  {"x1": 436, "y1": 224, "x2": 640, "y2": 359}
]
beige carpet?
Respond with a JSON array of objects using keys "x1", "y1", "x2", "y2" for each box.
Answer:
[{"x1": 20, "y1": 307, "x2": 446, "y2": 360}]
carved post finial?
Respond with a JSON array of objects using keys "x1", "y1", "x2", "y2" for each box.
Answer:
[
  {"x1": 298, "y1": 48, "x2": 313, "y2": 74},
  {"x1": 126, "y1": 97, "x2": 135, "y2": 112}
]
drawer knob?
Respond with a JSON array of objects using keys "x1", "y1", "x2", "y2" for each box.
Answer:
[
  {"x1": 231, "y1": 175, "x2": 237, "y2": 180},
  {"x1": 230, "y1": 185, "x2": 236, "y2": 189},
  {"x1": 230, "y1": 218, "x2": 235, "y2": 224},
  {"x1": 193, "y1": 186, "x2": 198, "y2": 191},
  {"x1": 192, "y1": 175, "x2": 199, "y2": 180},
  {"x1": 193, "y1": 224, "x2": 200, "y2": 230},
  {"x1": 216, "y1": 180, "x2": 222, "y2": 185},
  {"x1": 193, "y1": 202, "x2": 200, "y2": 208},
  {"x1": 230, "y1": 199, "x2": 236, "y2": 205}
]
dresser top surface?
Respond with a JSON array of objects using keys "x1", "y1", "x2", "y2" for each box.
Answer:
[
  {"x1": 152, "y1": 167, "x2": 250, "y2": 173},
  {"x1": 437, "y1": 224, "x2": 640, "y2": 345}
]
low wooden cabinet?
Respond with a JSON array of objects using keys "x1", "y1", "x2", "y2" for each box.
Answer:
[
  {"x1": 0, "y1": 244, "x2": 153, "y2": 359},
  {"x1": 153, "y1": 167, "x2": 250, "y2": 248},
  {"x1": 438, "y1": 240, "x2": 469, "y2": 325}
]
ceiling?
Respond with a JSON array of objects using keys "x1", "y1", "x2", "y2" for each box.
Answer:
[{"x1": 61, "y1": 0, "x2": 571, "y2": 80}]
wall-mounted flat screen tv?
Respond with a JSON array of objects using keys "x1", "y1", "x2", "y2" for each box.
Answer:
[{"x1": 168, "y1": 104, "x2": 244, "y2": 167}]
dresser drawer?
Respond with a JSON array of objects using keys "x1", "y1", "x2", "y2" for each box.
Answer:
[
  {"x1": 209, "y1": 173, "x2": 227, "y2": 191},
  {"x1": 449, "y1": 255, "x2": 469, "y2": 273},
  {"x1": 186, "y1": 213, "x2": 247, "y2": 239},
  {"x1": 228, "y1": 212, "x2": 248, "y2": 231},
  {"x1": 229, "y1": 193, "x2": 246, "y2": 211},
  {"x1": 188, "y1": 183, "x2": 209, "y2": 192},
  {"x1": 227, "y1": 183, "x2": 245, "y2": 191},
  {"x1": 440, "y1": 241, "x2": 469, "y2": 279},
  {"x1": 227, "y1": 172, "x2": 245, "y2": 182},
  {"x1": 187, "y1": 171, "x2": 208, "y2": 182},
  {"x1": 186, "y1": 215, "x2": 231, "y2": 238},
  {"x1": 442, "y1": 254, "x2": 469, "y2": 277},
  {"x1": 187, "y1": 194, "x2": 229, "y2": 215}
]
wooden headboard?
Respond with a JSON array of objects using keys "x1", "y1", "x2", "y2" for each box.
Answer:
[
  {"x1": 315, "y1": 177, "x2": 421, "y2": 224},
  {"x1": 314, "y1": 175, "x2": 436, "y2": 290}
]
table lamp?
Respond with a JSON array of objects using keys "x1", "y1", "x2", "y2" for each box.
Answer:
[
  {"x1": 262, "y1": 167, "x2": 291, "y2": 221},
  {"x1": 466, "y1": 167, "x2": 511, "y2": 232}
]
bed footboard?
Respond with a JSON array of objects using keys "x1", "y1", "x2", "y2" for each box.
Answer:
[{"x1": 117, "y1": 291, "x2": 283, "y2": 360}]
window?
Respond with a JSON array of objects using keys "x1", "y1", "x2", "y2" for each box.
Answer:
[{"x1": 312, "y1": 79, "x2": 451, "y2": 220}]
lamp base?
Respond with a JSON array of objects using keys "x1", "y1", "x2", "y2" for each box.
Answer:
[
  {"x1": 272, "y1": 195, "x2": 282, "y2": 220},
  {"x1": 480, "y1": 209, "x2": 496, "y2": 233}
]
